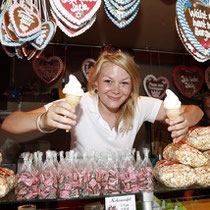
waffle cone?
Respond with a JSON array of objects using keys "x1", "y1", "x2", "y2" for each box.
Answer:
[
  {"x1": 165, "y1": 108, "x2": 181, "y2": 120},
  {"x1": 65, "y1": 94, "x2": 81, "y2": 108}
]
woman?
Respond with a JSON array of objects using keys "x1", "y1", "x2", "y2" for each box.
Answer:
[{"x1": 1, "y1": 51, "x2": 203, "y2": 154}]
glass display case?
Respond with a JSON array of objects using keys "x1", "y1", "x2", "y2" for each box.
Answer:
[{"x1": 0, "y1": 183, "x2": 210, "y2": 210}]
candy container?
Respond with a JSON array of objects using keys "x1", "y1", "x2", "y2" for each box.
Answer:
[
  {"x1": 58, "y1": 150, "x2": 80, "y2": 198},
  {"x1": 15, "y1": 152, "x2": 39, "y2": 200},
  {"x1": 81, "y1": 151, "x2": 102, "y2": 197},
  {"x1": 119, "y1": 150, "x2": 138, "y2": 194},
  {"x1": 39, "y1": 150, "x2": 58, "y2": 199},
  {"x1": 104, "y1": 153, "x2": 120, "y2": 195},
  {"x1": 137, "y1": 148, "x2": 153, "y2": 191}
]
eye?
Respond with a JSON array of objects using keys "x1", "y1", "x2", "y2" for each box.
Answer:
[
  {"x1": 121, "y1": 81, "x2": 130, "y2": 86},
  {"x1": 104, "y1": 79, "x2": 112, "y2": 84}
]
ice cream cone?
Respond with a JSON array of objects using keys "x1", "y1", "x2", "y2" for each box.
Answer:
[
  {"x1": 165, "y1": 108, "x2": 181, "y2": 120},
  {"x1": 65, "y1": 94, "x2": 81, "y2": 132},
  {"x1": 65, "y1": 94, "x2": 81, "y2": 108}
]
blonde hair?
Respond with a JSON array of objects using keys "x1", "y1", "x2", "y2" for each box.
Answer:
[{"x1": 88, "y1": 50, "x2": 141, "y2": 134}]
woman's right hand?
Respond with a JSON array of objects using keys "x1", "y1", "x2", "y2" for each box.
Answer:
[{"x1": 40, "y1": 100, "x2": 77, "y2": 131}]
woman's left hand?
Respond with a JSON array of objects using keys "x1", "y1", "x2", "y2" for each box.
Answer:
[{"x1": 165, "y1": 115, "x2": 189, "y2": 143}]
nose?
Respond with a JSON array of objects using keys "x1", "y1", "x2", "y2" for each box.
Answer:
[{"x1": 111, "y1": 83, "x2": 120, "y2": 94}]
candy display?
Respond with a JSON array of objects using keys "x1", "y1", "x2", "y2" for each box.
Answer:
[
  {"x1": 163, "y1": 142, "x2": 208, "y2": 168},
  {"x1": 154, "y1": 159, "x2": 197, "y2": 188},
  {"x1": 195, "y1": 164, "x2": 210, "y2": 187},
  {"x1": 15, "y1": 149, "x2": 153, "y2": 200},
  {"x1": 183, "y1": 126, "x2": 210, "y2": 151}
]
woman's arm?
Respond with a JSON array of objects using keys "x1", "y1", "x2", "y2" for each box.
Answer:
[
  {"x1": 1, "y1": 107, "x2": 45, "y2": 134},
  {"x1": 1, "y1": 100, "x2": 78, "y2": 134},
  {"x1": 156, "y1": 103, "x2": 204, "y2": 142}
]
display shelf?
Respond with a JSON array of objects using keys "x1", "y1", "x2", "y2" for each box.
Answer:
[{"x1": 1, "y1": 183, "x2": 210, "y2": 210}]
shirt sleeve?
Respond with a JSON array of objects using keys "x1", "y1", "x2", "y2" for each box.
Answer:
[{"x1": 137, "y1": 96, "x2": 163, "y2": 123}]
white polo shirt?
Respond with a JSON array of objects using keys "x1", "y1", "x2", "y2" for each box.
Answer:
[{"x1": 45, "y1": 92, "x2": 162, "y2": 154}]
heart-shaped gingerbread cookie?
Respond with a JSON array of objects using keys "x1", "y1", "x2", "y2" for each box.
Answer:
[
  {"x1": 32, "y1": 56, "x2": 63, "y2": 84},
  {"x1": 173, "y1": 65, "x2": 204, "y2": 98},
  {"x1": 9, "y1": 3, "x2": 41, "y2": 38},
  {"x1": 143, "y1": 74, "x2": 170, "y2": 99}
]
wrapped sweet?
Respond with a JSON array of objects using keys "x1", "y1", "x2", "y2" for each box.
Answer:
[
  {"x1": 136, "y1": 148, "x2": 153, "y2": 191},
  {"x1": 163, "y1": 142, "x2": 208, "y2": 167},
  {"x1": 154, "y1": 160, "x2": 196, "y2": 188},
  {"x1": 195, "y1": 164, "x2": 210, "y2": 187},
  {"x1": 58, "y1": 150, "x2": 80, "y2": 198},
  {"x1": 183, "y1": 126, "x2": 210, "y2": 151},
  {"x1": 15, "y1": 152, "x2": 39, "y2": 200},
  {"x1": 119, "y1": 150, "x2": 138, "y2": 194},
  {"x1": 39, "y1": 150, "x2": 58, "y2": 199}
]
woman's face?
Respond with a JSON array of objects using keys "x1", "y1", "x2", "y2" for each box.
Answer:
[{"x1": 95, "y1": 62, "x2": 132, "y2": 113}]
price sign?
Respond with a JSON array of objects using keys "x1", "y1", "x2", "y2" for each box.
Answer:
[{"x1": 105, "y1": 195, "x2": 136, "y2": 210}]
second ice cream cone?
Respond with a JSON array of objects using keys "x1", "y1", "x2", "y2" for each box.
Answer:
[{"x1": 166, "y1": 108, "x2": 181, "y2": 120}]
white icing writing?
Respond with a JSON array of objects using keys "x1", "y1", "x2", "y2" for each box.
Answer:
[
  {"x1": 71, "y1": 2, "x2": 89, "y2": 12},
  {"x1": 17, "y1": 10, "x2": 35, "y2": 26},
  {"x1": 180, "y1": 75, "x2": 198, "y2": 89},
  {"x1": 188, "y1": 7, "x2": 210, "y2": 41},
  {"x1": 194, "y1": 27, "x2": 210, "y2": 39},
  {"x1": 188, "y1": 8, "x2": 207, "y2": 20}
]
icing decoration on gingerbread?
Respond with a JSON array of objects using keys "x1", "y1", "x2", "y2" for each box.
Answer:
[
  {"x1": 173, "y1": 65, "x2": 204, "y2": 98},
  {"x1": 104, "y1": 0, "x2": 141, "y2": 28},
  {"x1": 8, "y1": 3, "x2": 41, "y2": 38},
  {"x1": 31, "y1": 20, "x2": 55, "y2": 50},
  {"x1": 50, "y1": 0, "x2": 101, "y2": 25},
  {"x1": 175, "y1": 17, "x2": 208, "y2": 62},
  {"x1": 51, "y1": 9, "x2": 96, "y2": 38},
  {"x1": 32, "y1": 56, "x2": 63, "y2": 84},
  {"x1": 143, "y1": 74, "x2": 170, "y2": 99},
  {"x1": 176, "y1": 0, "x2": 210, "y2": 61}
]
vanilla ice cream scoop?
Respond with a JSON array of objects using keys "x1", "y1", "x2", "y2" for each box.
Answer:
[
  {"x1": 63, "y1": 74, "x2": 84, "y2": 96},
  {"x1": 164, "y1": 89, "x2": 181, "y2": 109}
]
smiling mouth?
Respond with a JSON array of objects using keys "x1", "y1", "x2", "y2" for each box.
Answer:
[{"x1": 108, "y1": 95, "x2": 121, "y2": 101}]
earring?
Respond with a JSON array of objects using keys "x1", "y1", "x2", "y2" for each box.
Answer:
[{"x1": 94, "y1": 89, "x2": 98, "y2": 93}]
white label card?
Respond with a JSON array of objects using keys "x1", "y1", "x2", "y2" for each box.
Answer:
[{"x1": 105, "y1": 195, "x2": 136, "y2": 210}]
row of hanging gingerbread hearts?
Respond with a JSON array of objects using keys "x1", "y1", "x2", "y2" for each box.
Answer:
[{"x1": 0, "y1": 0, "x2": 56, "y2": 60}]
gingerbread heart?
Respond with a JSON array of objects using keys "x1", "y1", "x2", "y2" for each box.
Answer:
[
  {"x1": 9, "y1": 3, "x2": 41, "y2": 38},
  {"x1": 32, "y1": 56, "x2": 63, "y2": 84},
  {"x1": 143, "y1": 74, "x2": 170, "y2": 99},
  {"x1": 176, "y1": 0, "x2": 210, "y2": 59},
  {"x1": 205, "y1": 66, "x2": 210, "y2": 90},
  {"x1": 31, "y1": 20, "x2": 55, "y2": 50},
  {"x1": 51, "y1": 9, "x2": 96, "y2": 38},
  {"x1": 81, "y1": 58, "x2": 96, "y2": 81},
  {"x1": 173, "y1": 65, "x2": 204, "y2": 98},
  {"x1": 51, "y1": 0, "x2": 101, "y2": 25}
]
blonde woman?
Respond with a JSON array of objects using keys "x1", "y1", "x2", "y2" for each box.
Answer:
[{"x1": 2, "y1": 51, "x2": 203, "y2": 154}]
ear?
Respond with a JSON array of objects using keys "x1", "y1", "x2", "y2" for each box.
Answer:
[{"x1": 94, "y1": 80, "x2": 98, "y2": 89}]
